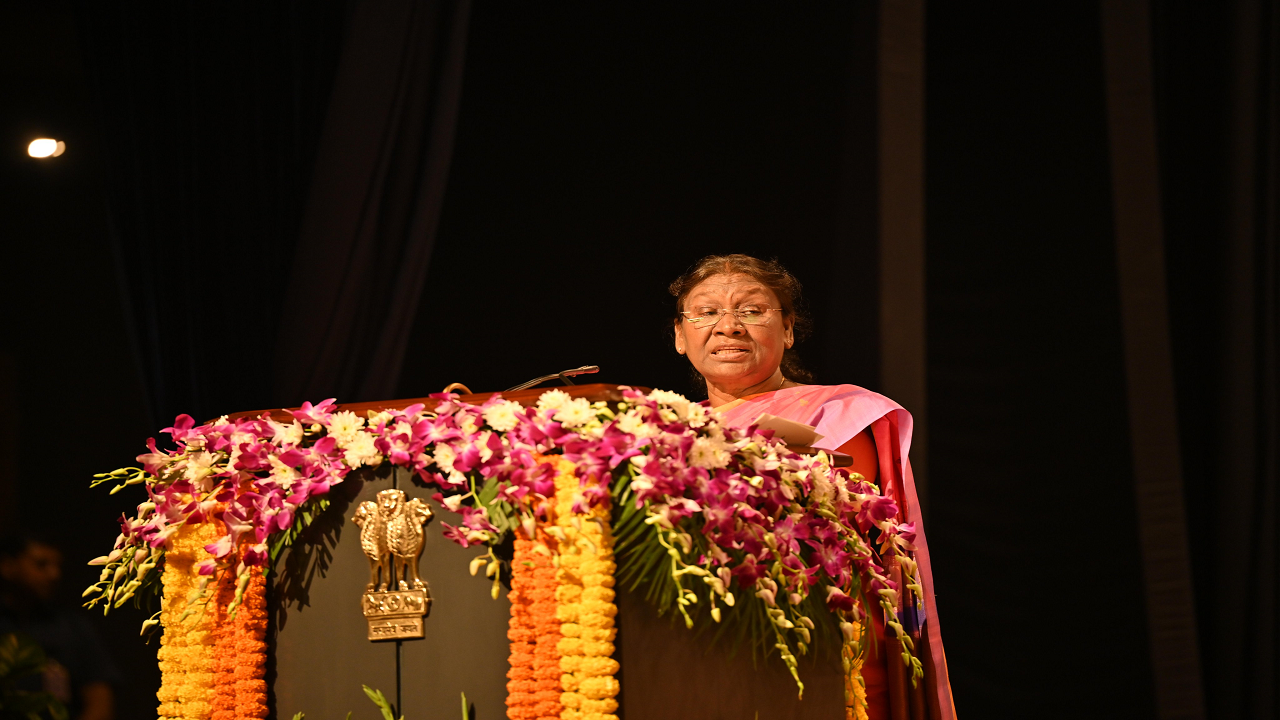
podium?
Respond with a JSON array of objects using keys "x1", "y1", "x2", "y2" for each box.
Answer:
[
  {"x1": 227, "y1": 385, "x2": 848, "y2": 718},
  {"x1": 87, "y1": 381, "x2": 860, "y2": 717}
]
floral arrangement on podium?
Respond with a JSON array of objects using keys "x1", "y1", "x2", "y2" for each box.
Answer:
[{"x1": 85, "y1": 387, "x2": 923, "y2": 720}]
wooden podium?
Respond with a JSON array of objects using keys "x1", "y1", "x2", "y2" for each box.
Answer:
[{"x1": 262, "y1": 384, "x2": 847, "y2": 719}]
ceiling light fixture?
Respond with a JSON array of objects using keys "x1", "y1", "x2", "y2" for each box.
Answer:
[{"x1": 28, "y1": 138, "x2": 66, "y2": 158}]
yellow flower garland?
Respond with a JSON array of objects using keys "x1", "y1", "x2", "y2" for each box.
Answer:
[
  {"x1": 155, "y1": 522, "x2": 269, "y2": 720},
  {"x1": 550, "y1": 458, "x2": 620, "y2": 720},
  {"x1": 157, "y1": 522, "x2": 221, "y2": 720},
  {"x1": 842, "y1": 620, "x2": 868, "y2": 720}
]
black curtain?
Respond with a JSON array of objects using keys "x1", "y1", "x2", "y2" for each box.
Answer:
[
  {"x1": 68, "y1": 3, "x2": 1280, "y2": 716},
  {"x1": 397, "y1": 5, "x2": 868, "y2": 401},
  {"x1": 77, "y1": 1, "x2": 349, "y2": 427},
  {"x1": 78, "y1": 0, "x2": 469, "y2": 425},
  {"x1": 273, "y1": 0, "x2": 471, "y2": 407},
  {"x1": 925, "y1": 4, "x2": 1155, "y2": 716},
  {"x1": 1156, "y1": 1, "x2": 1280, "y2": 718}
]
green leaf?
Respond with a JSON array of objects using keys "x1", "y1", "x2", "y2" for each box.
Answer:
[
  {"x1": 0, "y1": 632, "x2": 49, "y2": 681},
  {"x1": 0, "y1": 636, "x2": 69, "y2": 720},
  {"x1": 362, "y1": 685, "x2": 398, "y2": 720},
  {"x1": 477, "y1": 476, "x2": 500, "y2": 505},
  {"x1": 488, "y1": 503, "x2": 510, "y2": 535}
]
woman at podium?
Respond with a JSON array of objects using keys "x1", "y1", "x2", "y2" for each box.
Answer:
[{"x1": 670, "y1": 254, "x2": 956, "y2": 720}]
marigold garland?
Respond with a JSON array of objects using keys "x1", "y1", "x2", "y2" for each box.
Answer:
[
  {"x1": 551, "y1": 457, "x2": 619, "y2": 720},
  {"x1": 156, "y1": 523, "x2": 268, "y2": 720},
  {"x1": 842, "y1": 621, "x2": 868, "y2": 720},
  {"x1": 232, "y1": 568, "x2": 269, "y2": 719},
  {"x1": 209, "y1": 575, "x2": 235, "y2": 720},
  {"x1": 506, "y1": 529, "x2": 562, "y2": 720},
  {"x1": 529, "y1": 542, "x2": 563, "y2": 720},
  {"x1": 505, "y1": 541, "x2": 536, "y2": 717},
  {"x1": 157, "y1": 522, "x2": 220, "y2": 720}
]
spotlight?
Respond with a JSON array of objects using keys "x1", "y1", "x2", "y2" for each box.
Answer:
[{"x1": 28, "y1": 138, "x2": 66, "y2": 158}]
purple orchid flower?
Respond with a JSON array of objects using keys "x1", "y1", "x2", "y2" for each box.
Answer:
[
  {"x1": 291, "y1": 398, "x2": 338, "y2": 426},
  {"x1": 161, "y1": 415, "x2": 198, "y2": 444}
]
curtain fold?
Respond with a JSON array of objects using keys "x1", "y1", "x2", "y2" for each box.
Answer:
[
  {"x1": 78, "y1": 0, "x2": 469, "y2": 423},
  {"x1": 272, "y1": 0, "x2": 471, "y2": 407},
  {"x1": 1206, "y1": 2, "x2": 1279, "y2": 716},
  {"x1": 1155, "y1": 1, "x2": 1280, "y2": 716},
  {"x1": 77, "y1": 1, "x2": 348, "y2": 426}
]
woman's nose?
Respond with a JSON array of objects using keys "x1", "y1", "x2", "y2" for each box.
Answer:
[{"x1": 713, "y1": 312, "x2": 746, "y2": 334}]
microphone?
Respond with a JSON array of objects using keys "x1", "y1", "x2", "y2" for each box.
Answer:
[{"x1": 505, "y1": 365, "x2": 599, "y2": 392}]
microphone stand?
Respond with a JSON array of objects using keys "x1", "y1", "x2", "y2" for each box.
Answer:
[{"x1": 504, "y1": 365, "x2": 599, "y2": 392}]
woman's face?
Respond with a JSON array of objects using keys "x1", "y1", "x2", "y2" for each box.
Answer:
[{"x1": 674, "y1": 273, "x2": 794, "y2": 391}]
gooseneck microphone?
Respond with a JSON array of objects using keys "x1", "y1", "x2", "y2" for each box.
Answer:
[{"x1": 504, "y1": 365, "x2": 599, "y2": 392}]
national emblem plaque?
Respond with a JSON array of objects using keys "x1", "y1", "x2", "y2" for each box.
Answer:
[{"x1": 352, "y1": 488, "x2": 434, "y2": 641}]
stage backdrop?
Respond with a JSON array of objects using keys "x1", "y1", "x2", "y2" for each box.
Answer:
[{"x1": 2, "y1": 2, "x2": 1272, "y2": 719}]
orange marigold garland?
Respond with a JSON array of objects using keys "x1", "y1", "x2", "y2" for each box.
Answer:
[
  {"x1": 506, "y1": 537, "x2": 538, "y2": 718},
  {"x1": 529, "y1": 532, "x2": 563, "y2": 718},
  {"x1": 551, "y1": 458, "x2": 620, "y2": 720},
  {"x1": 209, "y1": 575, "x2": 236, "y2": 720},
  {"x1": 507, "y1": 531, "x2": 562, "y2": 720},
  {"x1": 232, "y1": 567, "x2": 269, "y2": 719}
]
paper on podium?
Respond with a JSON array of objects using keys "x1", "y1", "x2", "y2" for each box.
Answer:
[{"x1": 752, "y1": 413, "x2": 824, "y2": 447}]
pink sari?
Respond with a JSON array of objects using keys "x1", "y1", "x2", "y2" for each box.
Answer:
[{"x1": 716, "y1": 384, "x2": 956, "y2": 720}]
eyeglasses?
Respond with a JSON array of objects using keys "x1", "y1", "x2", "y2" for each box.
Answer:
[{"x1": 680, "y1": 307, "x2": 781, "y2": 329}]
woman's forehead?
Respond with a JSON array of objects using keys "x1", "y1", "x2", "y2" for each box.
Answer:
[{"x1": 686, "y1": 274, "x2": 775, "y2": 301}]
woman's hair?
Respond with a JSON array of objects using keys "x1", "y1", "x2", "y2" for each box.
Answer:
[{"x1": 669, "y1": 254, "x2": 815, "y2": 384}]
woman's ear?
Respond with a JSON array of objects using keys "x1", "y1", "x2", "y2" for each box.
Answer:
[
  {"x1": 783, "y1": 316, "x2": 795, "y2": 349},
  {"x1": 674, "y1": 323, "x2": 686, "y2": 355}
]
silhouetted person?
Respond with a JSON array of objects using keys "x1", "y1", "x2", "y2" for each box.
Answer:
[{"x1": 1, "y1": 532, "x2": 117, "y2": 720}]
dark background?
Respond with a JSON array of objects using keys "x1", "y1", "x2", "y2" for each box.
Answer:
[{"x1": 1, "y1": 2, "x2": 1274, "y2": 719}]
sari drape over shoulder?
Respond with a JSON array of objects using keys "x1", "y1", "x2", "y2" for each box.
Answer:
[{"x1": 716, "y1": 384, "x2": 956, "y2": 720}]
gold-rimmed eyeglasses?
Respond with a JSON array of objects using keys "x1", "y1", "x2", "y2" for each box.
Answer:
[{"x1": 680, "y1": 307, "x2": 781, "y2": 329}]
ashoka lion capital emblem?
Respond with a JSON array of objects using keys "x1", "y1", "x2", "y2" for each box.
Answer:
[{"x1": 352, "y1": 488, "x2": 433, "y2": 641}]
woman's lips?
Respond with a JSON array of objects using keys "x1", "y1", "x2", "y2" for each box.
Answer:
[{"x1": 710, "y1": 347, "x2": 750, "y2": 359}]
